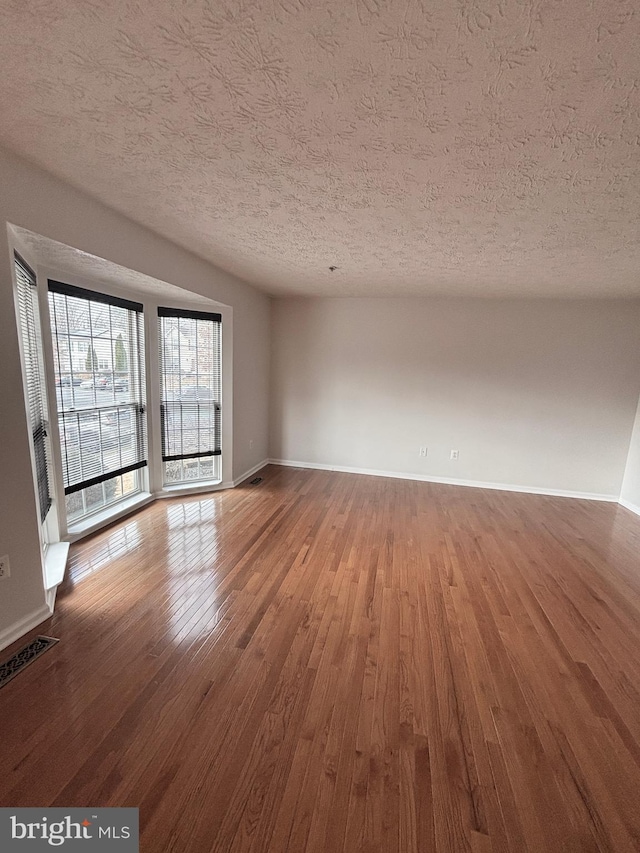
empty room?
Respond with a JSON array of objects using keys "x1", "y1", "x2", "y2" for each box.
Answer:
[{"x1": 1, "y1": 1, "x2": 640, "y2": 851}]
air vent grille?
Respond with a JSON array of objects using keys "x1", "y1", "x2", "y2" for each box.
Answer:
[{"x1": 0, "y1": 636, "x2": 59, "y2": 689}]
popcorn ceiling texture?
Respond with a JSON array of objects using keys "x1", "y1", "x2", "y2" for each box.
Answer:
[
  {"x1": 0, "y1": 0, "x2": 639, "y2": 298},
  {"x1": 12, "y1": 227, "x2": 223, "y2": 309}
]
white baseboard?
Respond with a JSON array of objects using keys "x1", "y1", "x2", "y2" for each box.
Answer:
[
  {"x1": 0, "y1": 603, "x2": 53, "y2": 654},
  {"x1": 619, "y1": 498, "x2": 640, "y2": 518},
  {"x1": 233, "y1": 459, "x2": 270, "y2": 487},
  {"x1": 268, "y1": 459, "x2": 619, "y2": 503}
]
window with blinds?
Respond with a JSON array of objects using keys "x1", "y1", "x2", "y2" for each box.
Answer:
[
  {"x1": 48, "y1": 281, "x2": 147, "y2": 517},
  {"x1": 15, "y1": 255, "x2": 52, "y2": 523},
  {"x1": 158, "y1": 307, "x2": 222, "y2": 485}
]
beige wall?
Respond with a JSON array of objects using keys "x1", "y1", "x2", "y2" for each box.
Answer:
[
  {"x1": 621, "y1": 397, "x2": 640, "y2": 513},
  {"x1": 271, "y1": 297, "x2": 640, "y2": 498},
  {"x1": 0, "y1": 146, "x2": 270, "y2": 646}
]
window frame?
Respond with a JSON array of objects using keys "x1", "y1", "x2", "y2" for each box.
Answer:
[
  {"x1": 47, "y1": 279, "x2": 148, "y2": 520},
  {"x1": 157, "y1": 306, "x2": 223, "y2": 487}
]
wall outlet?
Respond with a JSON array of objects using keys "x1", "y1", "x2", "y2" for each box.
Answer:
[
  {"x1": 450, "y1": 449, "x2": 459, "y2": 460},
  {"x1": 0, "y1": 555, "x2": 10, "y2": 580},
  {"x1": 249, "y1": 439, "x2": 254, "y2": 450},
  {"x1": 419, "y1": 446, "x2": 427, "y2": 457}
]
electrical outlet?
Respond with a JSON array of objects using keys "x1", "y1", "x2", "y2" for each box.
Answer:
[
  {"x1": 450, "y1": 450, "x2": 459, "y2": 461},
  {"x1": 419, "y1": 446, "x2": 427, "y2": 457},
  {"x1": 249, "y1": 439, "x2": 254, "y2": 450},
  {"x1": 0, "y1": 555, "x2": 10, "y2": 580}
]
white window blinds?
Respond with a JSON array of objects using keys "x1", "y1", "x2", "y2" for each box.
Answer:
[
  {"x1": 158, "y1": 308, "x2": 222, "y2": 464},
  {"x1": 15, "y1": 255, "x2": 52, "y2": 522},
  {"x1": 48, "y1": 280, "x2": 147, "y2": 495}
]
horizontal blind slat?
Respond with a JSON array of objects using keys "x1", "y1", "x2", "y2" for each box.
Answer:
[
  {"x1": 15, "y1": 255, "x2": 52, "y2": 522},
  {"x1": 158, "y1": 311, "x2": 221, "y2": 467},
  {"x1": 48, "y1": 282, "x2": 147, "y2": 494}
]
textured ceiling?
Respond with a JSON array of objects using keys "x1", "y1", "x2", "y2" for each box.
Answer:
[
  {"x1": 1, "y1": 0, "x2": 639, "y2": 298},
  {"x1": 11, "y1": 226, "x2": 222, "y2": 309}
]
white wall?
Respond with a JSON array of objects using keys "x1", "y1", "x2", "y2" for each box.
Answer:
[
  {"x1": 0, "y1": 146, "x2": 270, "y2": 648},
  {"x1": 621, "y1": 397, "x2": 640, "y2": 514},
  {"x1": 270, "y1": 297, "x2": 640, "y2": 498}
]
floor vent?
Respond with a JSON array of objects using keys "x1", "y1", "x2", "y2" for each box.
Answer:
[
  {"x1": 250, "y1": 477, "x2": 263, "y2": 485},
  {"x1": 0, "y1": 636, "x2": 59, "y2": 689}
]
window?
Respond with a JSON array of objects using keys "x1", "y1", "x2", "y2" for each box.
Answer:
[
  {"x1": 48, "y1": 281, "x2": 147, "y2": 523},
  {"x1": 158, "y1": 308, "x2": 221, "y2": 485},
  {"x1": 15, "y1": 255, "x2": 52, "y2": 524}
]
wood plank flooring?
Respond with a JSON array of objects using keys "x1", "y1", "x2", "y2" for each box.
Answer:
[{"x1": 2, "y1": 464, "x2": 640, "y2": 851}]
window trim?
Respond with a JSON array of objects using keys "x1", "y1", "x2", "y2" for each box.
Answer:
[
  {"x1": 48, "y1": 279, "x2": 148, "y2": 500},
  {"x1": 158, "y1": 308, "x2": 222, "y2": 483}
]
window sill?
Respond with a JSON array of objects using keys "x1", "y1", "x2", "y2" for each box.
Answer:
[
  {"x1": 44, "y1": 542, "x2": 70, "y2": 590},
  {"x1": 66, "y1": 492, "x2": 153, "y2": 542},
  {"x1": 156, "y1": 479, "x2": 225, "y2": 499}
]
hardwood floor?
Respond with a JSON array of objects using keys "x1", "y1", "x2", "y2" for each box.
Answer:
[{"x1": 2, "y1": 465, "x2": 640, "y2": 851}]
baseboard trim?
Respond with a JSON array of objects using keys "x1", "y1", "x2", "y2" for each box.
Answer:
[
  {"x1": 0, "y1": 603, "x2": 53, "y2": 654},
  {"x1": 619, "y1": 498, "x2": 640, "y2": 518},
  {"x1": 233, "y1": 459, "x2": 270, "y2": 487},
  {"x1": 268, "y1": 459, "x2": 619, "y2": 503}
]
